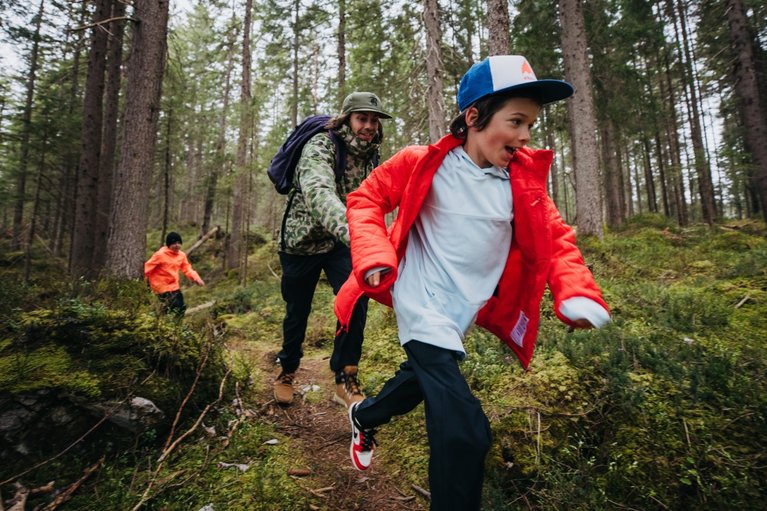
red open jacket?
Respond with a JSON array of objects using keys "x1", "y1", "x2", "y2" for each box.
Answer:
[{"x1": 334, "y1": 134, "x2": 608, "y2": 369}]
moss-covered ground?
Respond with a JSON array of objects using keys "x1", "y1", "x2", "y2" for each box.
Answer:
[{"x1": 1, "y1": 216, "x2": 765, "y2": 510}]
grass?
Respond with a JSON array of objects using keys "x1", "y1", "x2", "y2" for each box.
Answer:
[{"x1": 1, "y1": 218, "x2": 766, "y2": 510}]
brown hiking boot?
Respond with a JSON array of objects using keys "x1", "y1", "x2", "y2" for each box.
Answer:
[
  {"x1": 274, "y1": 371, "x2": 296, "y2": 405},
  {"x1": 333, "y1": 365, "x2": 365, "y2": 408}
]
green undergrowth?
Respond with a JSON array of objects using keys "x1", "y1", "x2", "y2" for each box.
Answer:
[{"x1": 2, "y1": 220, "x2": 766, "y2": 510}]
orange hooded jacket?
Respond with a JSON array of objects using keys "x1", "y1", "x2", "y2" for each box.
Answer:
[
  {"x1": 144, "y1": 246, "x2": 201, "y2": 294},
  {"x1": 334, "y1": 134, "x2": 608, "y2": 369}
]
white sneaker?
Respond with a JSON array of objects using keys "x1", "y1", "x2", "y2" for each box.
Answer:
[{"x1": 348, "y1": 402, "x2": 376, "y2": 471}]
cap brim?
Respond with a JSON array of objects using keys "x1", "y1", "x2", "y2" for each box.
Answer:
[
  {"x1": 459, "y1": 79, "x2": 575, "y2": 111},
  {"x1": 347, "y1": 108, "x2": 392, "y2": 119},
  {"x1": 494, "y1": 80, "x2": 575, "y2": 105}
]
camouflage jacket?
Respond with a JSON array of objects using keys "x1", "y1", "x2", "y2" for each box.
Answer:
[{"x1": 280, "y1": 123, "x2": 381, "y2": 255}]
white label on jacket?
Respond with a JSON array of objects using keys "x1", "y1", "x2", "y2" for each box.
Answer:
[{"x1": 511, "y1": 311, "x2": 529, "y2": 347}]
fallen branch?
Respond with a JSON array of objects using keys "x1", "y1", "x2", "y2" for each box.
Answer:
[
  {"x1": 132, "y1": 369, "x2": 230, "y2": 511},
  {"x1": 162, "y1": 341, "x2": 212, "y2": 452},
  {"x1": 185, "y1": 300, "x2": 216, "y2": 315},
  {"x1": 6, "y1": 483, "x2": 28, "y2": 511},
  {"x1": 222, "y1": 382, "x2": 245, "y2": 448},
  {"x1": 735, "y1": 294, "x2": 751, "y2": 308},
  {"x1": 266, "y1": 261, "x2": 280, "y2": 279},
  {"x1": 158, "y1": 369, "x2": 230, "y2": 463},
  {"x1": 411, "y1": 484, "x2": 431, "y2": 501},
  {"x1": 186, "y1": 226, "x2": 220, "y2": 256},
  {"x1": 39, "y1": 458, "x2": 103, "y2": 511},
  {"x1": 1, "y1": 409, "x2": 112, "y2": 486}
]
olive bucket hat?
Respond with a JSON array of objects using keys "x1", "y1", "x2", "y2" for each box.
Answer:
[{"x1": 341, "y1": 92, "x2": 392, "y2": 119}]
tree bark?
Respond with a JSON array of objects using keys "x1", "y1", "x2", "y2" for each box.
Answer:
[
  {"x1": 12, "y1": 0, "x2": 45, "y2": 251},
  {"x1": 337, "y1": 0, "x2": 346, "y2": 102},
  {"x1": 202, "y1": 22, "x2": 237, "y2": 239},
  {"x1": 71, "y1": 0, "x2": 112, "y2": 278},
  {"x1": 93, "y1": 0, "x2": 126, "y2": 272},
  {"x1": 104, "y1": 0, "x2": 170, "y2": 279},
  {"x1": 642, "y1": 135, "x2": 658, "y2": 213},
  {"x1": 659, "y1": 44, "x2": 688, "y2": 225},
  {"x1": 486, "y1": 0, "x2": 510, "y2": 56},
  {"x1": 725, "y1": 0, "x2": 767, "y2": 222},
  {"x1": 559, "y1": 0, "x2": 603, "y2": 238},
  {"x1": 602, "y1": 119, "x2": 624, "y2": 228},
  {"x1": 227, "y1": 0, "x2": 253, "y2": 271},
  {"x1": 670, "y1": 0, "x2": 716, "y2": 224},
  {"x1": 424, "y1": 0, "x2": 445, "y2": 143},
  {"x1": 290, "y1": 0, "x2": 299, "y2": 128}
]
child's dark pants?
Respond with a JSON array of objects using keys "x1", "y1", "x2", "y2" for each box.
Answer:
[
  {"x1": 158, "y1": 290, "x2": 186, "y2": 316},
  {"x1": 355, "y1": 340, "x2": 492, "y2": 511},
  {"x1": 278, "y1": 243, "x2": 368, "y2": 375}
]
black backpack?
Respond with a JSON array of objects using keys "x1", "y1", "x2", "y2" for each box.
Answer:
[{"x1": 267, "y1": 115, "x2": 347, "y2": 194}]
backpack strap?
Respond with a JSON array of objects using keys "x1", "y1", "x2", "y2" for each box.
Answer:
[{"x1": 327, "y1": 130, "x2": 347, "y2": 182}]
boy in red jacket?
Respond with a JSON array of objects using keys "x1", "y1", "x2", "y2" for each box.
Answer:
[
  {"x1": 334, "y1": 55, "x2": 610, "y2": 510},
  {"x1": 144, "y1": 232, "x2": 205, "y2": 316}
]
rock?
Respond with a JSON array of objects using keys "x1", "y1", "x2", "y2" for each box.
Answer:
[{"x1": 85, "y1": 396, "x2": 165, "y2": 433}]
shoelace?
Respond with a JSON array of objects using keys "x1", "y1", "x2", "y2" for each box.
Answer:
[
  {"x1": 360, "y1": 427, "x2": 377, "y2": 452},
  {"x1": 344, "y1": 373, "x2": 363, "y2": 396}
]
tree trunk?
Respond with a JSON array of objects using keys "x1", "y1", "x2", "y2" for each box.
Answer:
[
  {"x1": 71, "y1": 0, "x2": 111, "y2": 278},
  {"x1": 227, "y1": 0, "x2": 253, "y2": 271},
  {"x1": 602, "y1": 120, "x2": 623, "y2": 228},
  {"x1": 12, "y1": 0, "x2": 45, "y2": 251},
  {"x1": 337, "y1": 0, "x2": 346, "y2": 102},
  {"x1": 670, "y1": 0, "x2": 716, "y2": 224},
  {"x1": 642, "y1": 135, "x2": 658, "y2": 213},
  {"x1": 104, "y1": 0, "x2": 170, "y2": 279},
  {"x1": 726, "y1": 0, "x2": 767, "y2": 222},
  {"x1": 290, "y1": 0, "x2": 299, "y2": 128},
  {"x1": 162, "y1": 107, "x2": 172, "y2": 246},
  {"x1": 559, "y1": 0, "x2": 603, "y2": 238},
  {"x1": 544, "y1": 112, "x2": 560, "y2": 206},
  {"x1": 486, "y1": 0, "x2": 510, "y2": 56},
  {"x1": 202, "y1": 24, "x2": 237, "y2": 239},
  {"x1": 654, "y1": 131, "x2": 671, "y2": 217},
  {"x1": 424, "y1": 0, "x2": 445, "y2": 143},
  {"x1": 660, "y1": 45, "x2": 688, "y2": 225},
  {"x1": 93, "y1": 0, "x2": 126, "y2": 272},
  {"x1": 24, "y1": 128, "x2": 49, "y2": 283}
]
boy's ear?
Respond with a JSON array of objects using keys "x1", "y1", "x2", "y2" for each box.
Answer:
[{"x1": 465, "y1": 107, "x2": 479, "y2": 128}]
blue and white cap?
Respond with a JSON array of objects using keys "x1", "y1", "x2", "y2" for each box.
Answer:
[{"x1": 457, "y1": 55, "x2": 574, "y2": 111}]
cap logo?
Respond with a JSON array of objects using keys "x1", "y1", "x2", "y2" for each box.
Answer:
[
  {"x1": 521, "y1": 60, "x2": 535, "y2": 81},
  {"x1": 369, "y1": 97, "x2": 378, "y2": 106}
]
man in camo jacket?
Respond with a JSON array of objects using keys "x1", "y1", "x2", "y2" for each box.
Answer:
[{"x1": 274, "y1": 92, "x2": 392, "y2": 407}]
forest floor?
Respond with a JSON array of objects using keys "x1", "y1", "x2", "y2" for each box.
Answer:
[{"x1": 231, "y1": 335, "x2": 429, "y2": 511}]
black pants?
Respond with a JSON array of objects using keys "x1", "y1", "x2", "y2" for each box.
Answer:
[
  {"x1": 278, "y1": 243, "x2": 368, "y2": 375},
  {"x1": 355, "y1": 340, "x2": 492, "y2": 511},
  {"x1": 157, "y1": 290, "x2": 186, "y2": 317}
]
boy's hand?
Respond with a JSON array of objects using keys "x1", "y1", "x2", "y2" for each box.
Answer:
[
  {"x1": 365, "y1": 271, "x2": 382, "y2": 287},
  {"x1": 195, "y1": 278, "x2": 205, "y2": 286},
  {"x1": 571, "y1": 319, "x2": 592, "y2": 329}
]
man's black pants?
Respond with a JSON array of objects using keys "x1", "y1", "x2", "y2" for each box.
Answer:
[
  {"x1": 278, "y1": 243, "x2": 368, "y2": 376},
  {"x1": 355, "y1": 340, "x2": 492, "y2": 511}
]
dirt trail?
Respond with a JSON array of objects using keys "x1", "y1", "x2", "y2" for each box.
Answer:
[{"x1": 253, "y1": 350, "x2": 428, "y2": 511}]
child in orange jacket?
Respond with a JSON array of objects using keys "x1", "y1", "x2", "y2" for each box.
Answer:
[{"x1": 144, "y1": 232, "x2": 205, "y2": 316}]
